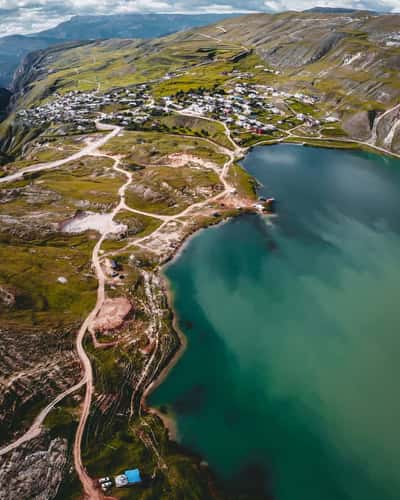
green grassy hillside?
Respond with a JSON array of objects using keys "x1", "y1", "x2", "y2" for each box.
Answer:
[{"x1": 3, "y1": 11, "x2": 399, "y2": 155}]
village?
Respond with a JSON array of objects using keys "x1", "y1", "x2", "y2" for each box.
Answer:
[
  {"x1": 15, "y1": 71, "x2": 338, "y2": 137},
  {"x1": 15, "y1": 84, "x2": 153, "y2": 130},
  {"x1": 162, "y1": 82, "x2": 328, "y2": 133}
]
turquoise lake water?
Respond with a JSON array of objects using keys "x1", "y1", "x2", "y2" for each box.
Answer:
[{"x1": 150, "y1": 144, "x2": 400, "y2": 499}]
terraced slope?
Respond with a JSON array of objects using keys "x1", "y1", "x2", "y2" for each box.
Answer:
[
  {"x1": 187, "y1": 12, "x2": 400, "y2": 102},
  {"x1": 180, "y1": 11, "x2": 400, "y2": 150}
]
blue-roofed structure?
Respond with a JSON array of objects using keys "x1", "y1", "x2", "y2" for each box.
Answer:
[{"x1": 125, "y1": 469, "x2": 142, "y2": 485}]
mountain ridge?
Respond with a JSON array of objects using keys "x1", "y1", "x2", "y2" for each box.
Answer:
[
  {"x1": 2, "y1": 11, "x2": 400, "y2": 156},
  {"x1": 303, "y1": 6, "x2": 378, "y2": 14},
  {"x1": 0, "y1": 13, "x2": 238, "y2": 88}
]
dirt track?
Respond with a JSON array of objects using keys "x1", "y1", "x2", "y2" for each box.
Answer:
[
  {"x1": 0, "y1": 115, "x2": 243, "y2": 498},
  {"x1": 0, "y1": 122, "x2": 122, "y2": 185}
]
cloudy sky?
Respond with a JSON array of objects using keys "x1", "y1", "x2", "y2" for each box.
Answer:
[{"x1": 0, "y1": 0, "x2": 399, "y2": 36}]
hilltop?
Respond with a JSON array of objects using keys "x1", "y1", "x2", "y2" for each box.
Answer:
[{"x1": 0, "y1": 13, "x2": 238, "y2": 88}]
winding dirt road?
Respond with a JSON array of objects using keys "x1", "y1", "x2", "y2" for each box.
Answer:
[
  {"x1": 73, "y1": 155, "x2": 134, "y2": 499},
  {"x1": 0, "y1": 122, "x2": 121, "y2": 185},
  {"x1": 0, "y1": 114, "x2": 240, "y2": 480},
  {"x1": 2, "y1": 104, "x2": 397, "y2": 495},
  {"x1": 0, "y1": 377, "x2": 86, "y2": 458},
  {"x1": 71, "y1": 130, "x2": 241, "y2": 496}
]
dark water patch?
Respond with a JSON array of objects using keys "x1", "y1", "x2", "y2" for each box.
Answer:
[
  {"x1": 151, "y1": 145, "x2": 400, "y2": 500},
  {"x1": 229, "y1": 461, "x2": 275, "y2": 500},
  {"x1": 173, "y1": 384, "x2": 208, "y2": 414}
]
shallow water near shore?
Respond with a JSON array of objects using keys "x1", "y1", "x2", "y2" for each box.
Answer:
[{"x1": 150, "y1": 144, "x2": 400, "y2": 499}]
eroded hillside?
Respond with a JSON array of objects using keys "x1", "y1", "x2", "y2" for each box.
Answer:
[{"x1": 181, "y1": 12, "x2": 400, "y2": 147}]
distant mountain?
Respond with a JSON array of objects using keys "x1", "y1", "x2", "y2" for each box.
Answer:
[
  {"x1": 304, "y1": 7, "x2": 375, "y2": 14},
  {"x1": 37, "y1": 13, "x2": 238, "y2": 41},
  {"x1": 0, "y1": 13, "x2": 237, "y2": 88},
  {"x1": 0, "y1": 35, "x2": 55, "y2": 90}
]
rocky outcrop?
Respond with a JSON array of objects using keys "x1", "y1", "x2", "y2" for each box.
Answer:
[
  {"x1": 0, "y1": 286, "x2": 16, "y2": 308},
  {"x1": 0, "y1": 434, "x2": 68, "y2": 500},
  {"x1": 371, "y1": 105, "x2": 400, "y2": 152},
  {"x1": 0, "y1": 326, "x2": 80, "y2": 446},
  {"x1": 341, "y1": 107, "x2": 400, "y2": 154},
  {"x1": 342, "y1": 111, "x2": 372, "y2": 141},
  {"x1": 391, "y1": 124, "x2": 400, "y2": 155}
]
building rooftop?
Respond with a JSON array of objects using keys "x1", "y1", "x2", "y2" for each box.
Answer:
[{"x1": 125, "y1": 469, "x2": 142, "y2": 484}]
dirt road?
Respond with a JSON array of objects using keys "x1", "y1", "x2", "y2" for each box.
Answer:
[
  {"x1": 73, "y1": 155, "x2": 133, "y2": 499},
  {"x1": 0, "y1": 122, "x2": 121, "y2": 185},
  {"x1": 0, "y1": 124, "x2": 120, "y2": 462},
  {"x1": 50, "y1": 122, "x2": 240, "y2": 497},
  {"x1": 0, "y1": 115, "x2": 240, "y2": 496},
  {"x1": 0, "y1": 377, "x2": 86, "y2": 457},
  {"x1": 0, "y1": 142, "x2": 127, "y2": 499}
]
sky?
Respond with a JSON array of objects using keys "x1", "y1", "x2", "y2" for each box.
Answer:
[{"x1": 0, "y1": 0, "x2": 399, "y2": 36}]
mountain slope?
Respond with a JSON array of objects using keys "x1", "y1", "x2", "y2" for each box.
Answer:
[
  {"x1": 2, "y1": 11, "x2": 400, "y2": 155},
  {"x1": 0, "y1": 13, "x2": 237, "y2": 88},
  {"x1": 178, "y1": 11, "x2": 400, "y2": 146},
  {"x1": 0, "y1": 35, "x2": 55, "y2": 89}
]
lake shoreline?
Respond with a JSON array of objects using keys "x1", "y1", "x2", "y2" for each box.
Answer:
[
  {"x1": 141, "y1": 217, "x2": 234, "y2": 440},
  {"x1": 249, "y1": 135, "x2": 400, "y2": 160},
  {"x1": 141, "y1": 137, "x2": 394, "y2": 439},
  {"x1": 142, "y1": 139, "x2": 400, "y2": 494}
]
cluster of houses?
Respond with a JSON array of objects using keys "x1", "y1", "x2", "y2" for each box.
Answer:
[
  {"x1": 15, "y1": 71, "x2": 337, "y2": 136},
  {"x1": 162, "y1": 86, "x2": 279, "y2": 133},
  {"x1": 100, "y1": 107, "x2": 153, "y2": 128},
  {"x1": 15, "y1": 84, "x2": 153, "y2": 129},
  {"x1": 162, "y1": 82, "x2": 326, "y2": 133},
  {"x1": 16, "y1": 90, "x2": 99, "y2": 129}
]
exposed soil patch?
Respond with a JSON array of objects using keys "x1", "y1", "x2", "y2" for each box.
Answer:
[
  {"x1": 162, "y1": 153, "x2": 218, "y2": 170},
  {"x1": 61, "y1": 211, "x2": 127, "y2": 235},
  {"x1": 92, "y1": 297, "x2": 133, "y2": 333}
]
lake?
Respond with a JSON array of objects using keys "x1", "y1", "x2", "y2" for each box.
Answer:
[{"x1": 150, "y1": 144, "x2": 400, "y2": 499}]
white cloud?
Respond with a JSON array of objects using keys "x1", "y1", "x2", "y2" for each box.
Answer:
[
  {"x1": 263, "y1": 0, "x2": 400, "y2": 10},
  {"x1": 0, "y1": 0, "x2": 398, "y2": 36}
]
